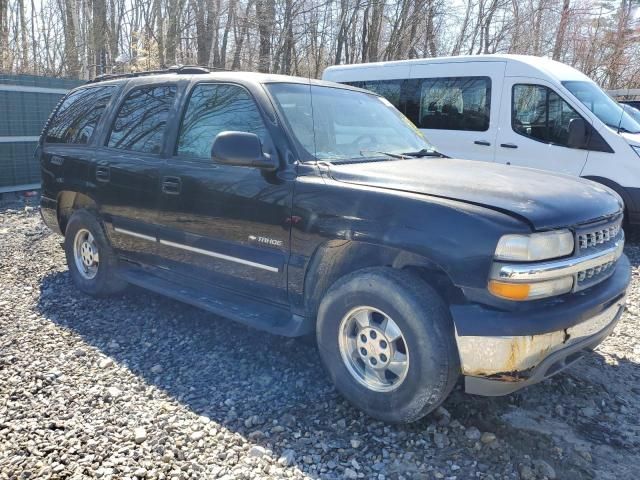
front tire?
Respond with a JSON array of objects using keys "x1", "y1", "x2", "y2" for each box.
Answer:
[
  {"x1": 316, "y1": 267, "x2": 459, "y2": 423},
  {"x1": 64, "y1": 209, "x2": 126, "y2": 296}
]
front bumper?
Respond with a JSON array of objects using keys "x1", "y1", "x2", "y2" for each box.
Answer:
[{"x1": 452, "y1": 254, "x2": 630, "y2": 396}]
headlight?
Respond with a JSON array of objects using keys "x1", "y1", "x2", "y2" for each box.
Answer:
[
  {"x1": 632, "y1": 145, "x2": 640, "y2": 158},
  {"x1": 494, "y1": 230, "x2": 574, "y2": 261}
]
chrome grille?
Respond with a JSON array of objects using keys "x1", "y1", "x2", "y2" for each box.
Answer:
[
  {"x1": 578, "y1": 221, "x2": 622, "y2": 251},
  {"x1": 576, "y1": 259, "x2": 617, "y2": 290},
  {"x1": 574, "y1": 215, "x2": 624, "y2": 291}
]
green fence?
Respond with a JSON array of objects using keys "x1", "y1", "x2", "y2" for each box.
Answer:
[{"x1": 0, "y1": 74, "x2": 83, "y2": 192}]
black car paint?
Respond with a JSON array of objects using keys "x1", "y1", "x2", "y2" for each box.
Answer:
[{"x1": 39, "y1": 72, "x2": 628, "y2": 340}]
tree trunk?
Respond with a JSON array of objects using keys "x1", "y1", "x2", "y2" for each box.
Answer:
[
  {"x1": 552, "y1": 0, "x2": 570, "y2": 60},
  {"x1": 92, "y1": 0, "x2": 108, "y2": 76},
  {"x1": 255, "y1": 0, "x2": 275, "y2": 72}
]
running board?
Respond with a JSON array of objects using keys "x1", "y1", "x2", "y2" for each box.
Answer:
[{"x1": 117, "y1": 264, "x2": 312, "y2": 337}]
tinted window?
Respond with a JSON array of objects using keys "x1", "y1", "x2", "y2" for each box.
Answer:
[
  {"x1": 357, "y1": 80, "x2": 403, "y2": 110},
  {"x1": 108, "y1": 85, "x2": 176, "y2": 153},
  {"x1": 177, "y1": 84, "x2": 268, "y2": 159},
  {"x1": 45, "y1": 86, "x2": 116, "y2": 144},
  {"x1": 513, "y1": 84, "x2": 583, "y2": 146},
  {"x1": 416, "y1": 76, "x2": 490, "y2": 131}
]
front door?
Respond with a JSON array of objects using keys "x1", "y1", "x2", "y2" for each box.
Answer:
[
  {"x1": 407, "y1": 60, "x2": 506, "y2": 162},
  {"x1": 494, "y1": 78, "x2": 589, "y2": 175},
  {"x1": 157, "y1": 82, "x2": 293, "y2": 304}
]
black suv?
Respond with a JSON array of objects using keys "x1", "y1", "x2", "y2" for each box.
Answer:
[{"x1": 39, "y1": 69, "x2": 630, "y2": 423}]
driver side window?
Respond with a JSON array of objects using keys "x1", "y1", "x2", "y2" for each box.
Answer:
[
  {"x1": 512, "y1": 84, "x2": 582, "y2": 147},
  {"x1": 177, "y1": 83, "x2": 269, "y2": 159}
]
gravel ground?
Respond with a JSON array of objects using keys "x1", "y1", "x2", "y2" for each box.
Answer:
[{"x1": 1, "y1": 198, "x2": 639, "y2": 480}]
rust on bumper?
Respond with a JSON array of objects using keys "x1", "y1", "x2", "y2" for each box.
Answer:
[{"x1": 455, "y1": 297, "x2": 625, "y2": 384}]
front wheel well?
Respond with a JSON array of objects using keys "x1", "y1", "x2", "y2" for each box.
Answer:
[{"x1": 303, "y1": 241, "x2": 462, "y2": 319}]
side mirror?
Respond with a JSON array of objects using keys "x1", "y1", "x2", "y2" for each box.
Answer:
[
  {"x1": 211, "y1": 131, "x2": 277, "y2": 170},
  {"x1": 567, "y1": 118, "x2": 588, "y2": 149}
]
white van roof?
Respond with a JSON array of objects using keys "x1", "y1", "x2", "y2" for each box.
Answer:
[{"x1": 323, "y1": 54, "x2": 592, "y2": 84}]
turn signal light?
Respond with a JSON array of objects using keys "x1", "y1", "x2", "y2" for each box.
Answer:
[{"x1": 488, "y1": 281, "x2": 531, "y2": 301}]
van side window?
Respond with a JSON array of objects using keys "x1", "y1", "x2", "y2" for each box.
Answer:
[
  {"x1": 416, "y1": 77, "x2": 490, "y2": 131},
  {"x1": 177, "y1": 84, "x2": 268, "y2": 159},
  {"x1": 107, "y1": 85, "x2": 176, "y2": 154},
  {"x1": 361, "y1": 80, "x2": 403, "y2": 109},
  {"x1": 512, "y1": 84, "x2": 583, "y2": 147},
  {"x1": 45, "y1": 86, "x2": 116, "y2": 144}
]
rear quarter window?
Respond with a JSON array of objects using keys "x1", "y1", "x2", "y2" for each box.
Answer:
[{"x1": 45, "y1": 86, "x2": 117, "y2": 144}]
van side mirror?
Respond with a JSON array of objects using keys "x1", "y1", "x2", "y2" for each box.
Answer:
[
  {"x1": 211, "y1": 131, "x2": 277, "y2": 170},
  {"x1": 567, "y1": 118, "x2": 588, "y2": 149}
]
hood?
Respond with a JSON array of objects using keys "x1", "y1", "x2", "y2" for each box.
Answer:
[{"x1": 329, "y1": 158, "x2": 623, "y2": 230}]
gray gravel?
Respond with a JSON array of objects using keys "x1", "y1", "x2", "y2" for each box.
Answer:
[{"x1": 1, "y1": 198, "x2": 639, "y2": 479}]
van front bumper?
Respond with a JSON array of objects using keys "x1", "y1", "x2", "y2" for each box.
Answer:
[{"x1": 451, "y1": 254, "x2": 630, "y2": 396}]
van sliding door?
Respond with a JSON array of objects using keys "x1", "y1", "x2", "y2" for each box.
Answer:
[{"x1": 407, "y1": 61, "x2": 506, "y2": 163}]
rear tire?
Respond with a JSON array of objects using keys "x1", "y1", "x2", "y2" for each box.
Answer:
[
  {"x1": 64, "y1": 209, "x2": 126, "y2": 296},
  {"x1": 316, "y1": 267, "x2": 459, "y2": 423}
]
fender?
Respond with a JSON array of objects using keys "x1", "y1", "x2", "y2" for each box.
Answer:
[{"x1": 301, "y1": 239, "x2": 459, "y2": 318}]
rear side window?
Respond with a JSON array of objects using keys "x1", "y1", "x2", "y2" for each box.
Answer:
[
  {"x1": 416, "y1": 76, "x2": 490, "y2": 131},
  {"x1": 107, "y1": 85, "x2": 176, "y2": 154},
  {"x1": 45, "y1": 86, "x2": 116, "y2": 144},
  {"x1": 177, "y1": 83, "x2": 268, "y2": 159},
  {"x1": 512, "y1": 84, "x2": 582, "y2": 147}
]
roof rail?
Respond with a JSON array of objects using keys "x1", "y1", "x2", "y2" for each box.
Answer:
[{"x1": 87, "y1": 65, "x2": 212, "y2": 84}]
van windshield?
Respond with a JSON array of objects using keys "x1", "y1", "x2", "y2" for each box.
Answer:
[
  {"x1": 266, "y1": 83, "x2": 438, "y2": 162},
  {"x1": 562, "y1": 81, "x2": 640, "y2": 134}
]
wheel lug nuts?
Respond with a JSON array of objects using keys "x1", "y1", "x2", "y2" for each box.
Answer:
[
  {"x1": 360, "y1": 334, "x2": 367, "y2": 343},
  {"x1": 360, "y1": 348, "x2": 367, "y2": 356},
  {"x1": 380, "y1": 340, "x2": 387, "y2": 349},
  {"x1": 380, "y1": 354, "x2": 387, "y2": 362},
  {"x1": 370, "y1": 358, "x2": 377, "y2": 365},
  {"x1": 370, "y1": 331, "x2": 377, "y2": 339}
]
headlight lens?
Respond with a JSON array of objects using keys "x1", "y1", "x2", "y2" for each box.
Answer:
[
  {"x1": 494, "y1": 230, "x2": 574, "y2": 261},
  {"x1": 632, "y1": 145, "x2": 640, "y2": 158}
]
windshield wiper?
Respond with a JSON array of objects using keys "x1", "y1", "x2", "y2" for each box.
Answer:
[
  {"x1": 359, "y1": 149, "x2": 408, "y2": 159},
  {"x1": 401, "y1": 148, "x2": 446, "y2": 158}
]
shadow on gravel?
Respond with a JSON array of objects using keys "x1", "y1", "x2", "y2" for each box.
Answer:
[{"x1": 35, "y1": 243, "x2": 640, "y2": 479}]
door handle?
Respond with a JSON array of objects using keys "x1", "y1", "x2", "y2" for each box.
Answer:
[
  {"x1": 162, "y1": 176, "x2": 182, "y2": 195},
  {"x1": 95, "y1": 165, "x2": 110, "y2": 182},
  {"x1": 500, "y1": 143, "x2": 518, "y2": 149},
  {"x1": 474, "y1": 140, "x2": 491, "y2": 146}
]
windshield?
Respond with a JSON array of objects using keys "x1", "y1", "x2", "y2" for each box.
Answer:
[
  {"x1": 562, "y1": 81, "x2": 640, "y2": 134},
  {"x1": 622, "y1": 104, "x2": 640, "y2": 124},
  {"x1": 266, "y1": 83, "x2": 437, "y2": 161}
]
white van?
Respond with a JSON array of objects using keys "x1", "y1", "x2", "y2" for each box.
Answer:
[{"x1": 323, "y1": 55, "x2": 640, "y2": 224}]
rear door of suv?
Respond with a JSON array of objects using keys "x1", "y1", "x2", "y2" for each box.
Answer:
[
  {"x1": 155, "y1": 81, "x2": 294, "y2": 304},
  {"x1": 91, "y1": 77, "x2": 183, "y2": 264}
]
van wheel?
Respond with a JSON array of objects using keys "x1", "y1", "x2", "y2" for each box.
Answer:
[
  {"x1": 64, "y1": 209, "x2": 126, "y2": 296},
  {"x1": 316, "y1": 267, "x2": 459, "y2": 423}
]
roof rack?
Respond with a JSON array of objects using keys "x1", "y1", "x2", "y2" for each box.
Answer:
[{"x1": 87, "y1": 65, "x2": 212, "y2": 84}]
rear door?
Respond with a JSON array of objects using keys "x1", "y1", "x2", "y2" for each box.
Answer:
[
  {"x1": 92, "y1": 80, "x2": 180, "y2": 263},
  {"x1": 407, "y1": 61, "x2": 505, "y2": 162},
  {"x1": 494, "y1": 78, "x2": 588, "y2": 175}
]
